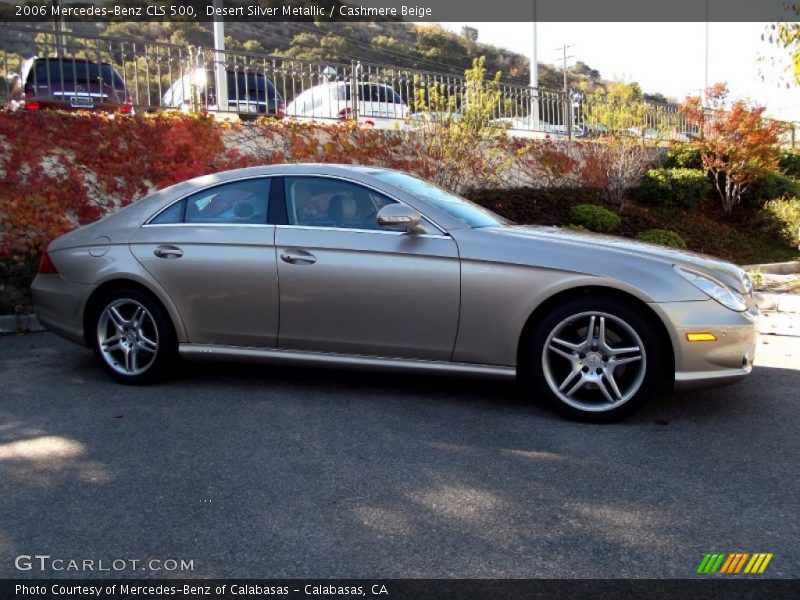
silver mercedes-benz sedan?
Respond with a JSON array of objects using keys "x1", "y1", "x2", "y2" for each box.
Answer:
[{"x1": 31, "y1": 164, "x2": 759, "y2": 420}]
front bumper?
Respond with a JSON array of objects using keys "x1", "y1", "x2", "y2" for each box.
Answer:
[{"x1": 649, "y1": 300, "x2": 759, "y2": 391}]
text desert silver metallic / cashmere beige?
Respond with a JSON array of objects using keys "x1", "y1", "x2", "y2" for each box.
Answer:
[{"x1": 31, "y1": 164, "x2": 759, "y2": 420}]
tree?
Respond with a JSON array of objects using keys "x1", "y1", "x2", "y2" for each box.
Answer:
[
  {"x1": 404, "y1": 57, "x2": 510, "y2": 193},
  {"x1": 372, "y1": 35, "x2": 404, "y2": 55},
  {"x1": 579, "y1": 140, "x2": 653, "y2": 212},
  {"x1": 582, "y1": 81, "x2": 648, "y2": 136},
  {"x1": 763, "y1": 6, "x2": 800, "y2": 86},
  {"x1": 461, "y1": 26, "x2": 479, "y2": 43},
  {"x1": 570, "y1": 61, "x2": 599, "y2": 79},
  {"x1": 682, "y1": 83, "x2": 784, "y2": 213}
]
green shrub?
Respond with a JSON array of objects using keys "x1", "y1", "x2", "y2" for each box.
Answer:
[
  {"x1": 778, "y1": 150, "x2": 800, "y2": 179},
  {"x1": 665, "y1": 144, "x2": 703, "y2": 169},
  {"x1": 759, "y1": 197, "x2": 800, "y2": 248},
  {"x1": 635, "y1": 229, "x2": 687, "y2": 249},
  {"x1": 564, "y1": 224, "x2": 588, "y2": 231},
  {"x1": 743, "y1": 171, "x2": 800, "y2": 206},
  {"x1": 569, "y1": 204, "x2": 620, "y2": 233},
  {"x1": 636, "y1": 168, "x2": 711, "y2": 209}
]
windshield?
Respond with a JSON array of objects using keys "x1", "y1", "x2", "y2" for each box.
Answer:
[
  {"x1": 200, "y1": 71, "x2": 279, "y2": 101},
  {"x1": 372, "y1": 171, "x2": 508, "y2": 228}
]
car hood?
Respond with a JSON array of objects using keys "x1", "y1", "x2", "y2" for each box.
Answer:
[{"x1": 484, "y1": 225, "x2": 749, "y2": 294}]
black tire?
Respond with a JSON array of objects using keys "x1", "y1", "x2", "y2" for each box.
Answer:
[
  {"x1": 90, "y1": 288, "x2": 176, "y2": 385},
  {"x1": 523, "y1": 295, "x2": 665, "y2": 422}
]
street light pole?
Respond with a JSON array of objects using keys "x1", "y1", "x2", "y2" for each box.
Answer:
[
  {"x1": 703, "y1": 0, "x2": 709, "y2": 106},
  {"x1": 52, "y1": 0, "x2": 65, "y2": 58},
  {"x1": 213, "y1": 0, "x2": 228, "y2": 114},
  {"x1": 530, "y1": 0, "x2": 539, "y2": 128}
]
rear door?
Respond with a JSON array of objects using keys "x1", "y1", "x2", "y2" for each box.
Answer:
[{"x1": 129, "y1": 177, "x2": 280, "y2": 347}]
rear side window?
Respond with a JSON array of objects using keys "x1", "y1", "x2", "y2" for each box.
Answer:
[
  {"x1": 199, "y1": 71, "x2": 281, "y2": 103},
  {"x1": 150, "y1": 179, "x2": 271, "y2": 225},
  {"x1": 344, "y1": 84, "x2": 401, "y2": 104},
  {"x1": 227, "y1": 72, "x2": 277, "y2": 100}
]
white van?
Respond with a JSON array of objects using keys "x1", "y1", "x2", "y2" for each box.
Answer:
[{"x1": 286, "y1": 81, "x2": 408, "y2": 127}]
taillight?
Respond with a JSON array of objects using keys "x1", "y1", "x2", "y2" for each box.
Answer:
[
  {"x1": 38, "y1": 249, "x2": 59, "y2": 274},
  {"x1": 24, "y1": 100, "x2": 40, "y2": 110},
  {"x1": 338, "y1": 107, "x2": 353, "y2": 120}
]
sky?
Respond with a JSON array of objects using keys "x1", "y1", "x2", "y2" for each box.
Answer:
[{"x1": 439, "y1": 22, "x2": 800, "y2": 122}]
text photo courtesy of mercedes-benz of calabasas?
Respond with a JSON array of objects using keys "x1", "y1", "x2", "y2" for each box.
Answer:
[{"x1": 31, "y1": 164, "x2": 759, "y2": 420}]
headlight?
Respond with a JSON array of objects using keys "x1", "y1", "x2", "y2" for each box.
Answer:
[{"x1": 675, "y1": 266, "x2": 748, "y2": 312}]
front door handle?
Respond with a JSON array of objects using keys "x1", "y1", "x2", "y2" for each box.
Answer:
[
  {"x1": 280, "y1": 250, "x2": 317, "y2": 265},
  {"x1": 154, "y1": 245, "x2": 183, "y2": 259}
]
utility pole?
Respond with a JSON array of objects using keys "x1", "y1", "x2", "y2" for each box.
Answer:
[
  {"x1": 530, "y1": 0, "x2": 539, "y2": 129},
  {"x1": 556, "y1": 44, "x2": 574, "y2": 139}
]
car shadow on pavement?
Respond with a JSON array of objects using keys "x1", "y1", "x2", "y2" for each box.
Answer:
[{"x1": 170, "y1": 356, "x2": 798, "y2": 426}]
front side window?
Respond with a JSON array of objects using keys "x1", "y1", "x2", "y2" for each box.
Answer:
[
  {"x1": 284, "y1": 177, "x2": 396, "y2": 230},
  {"x1": 150, "y1": 179, "x2": 270, "y2": 225}
]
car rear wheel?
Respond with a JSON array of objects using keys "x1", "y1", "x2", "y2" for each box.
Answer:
[
  {"x1": 91, "y1": 289, "x2": 176, "y2": 385},
  {"x1": 526, "y1": 296, "x2": 663, "y2": 421}
]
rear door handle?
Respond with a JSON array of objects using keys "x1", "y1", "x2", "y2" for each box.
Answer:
[
  {"x1": 280, "y1": 250, "x2": 317, "y2": 265},
  {"x1": 154, "y1": 245, "x2": 183, "y2": 259}
]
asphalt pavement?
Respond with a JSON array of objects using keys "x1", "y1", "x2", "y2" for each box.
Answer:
[{"x1": 0, "y1": 331, "x2": 798, "y2": 578}]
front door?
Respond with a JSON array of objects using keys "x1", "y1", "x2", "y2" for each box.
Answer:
[{"x1": 275, "y1": 176, "x2": 460, "y2": 360}]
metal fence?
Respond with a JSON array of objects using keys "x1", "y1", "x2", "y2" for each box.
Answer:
[{"x1": 1, "y1": 24, "x2": 797, "y2": 147}]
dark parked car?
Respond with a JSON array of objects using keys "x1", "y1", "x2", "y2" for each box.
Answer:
[
  {"x1": 162, "y1": 68, "x2": 285, "y2": 119},
  {"x1": 13, "y1": 56, "x2": 133, "y2": 114}
]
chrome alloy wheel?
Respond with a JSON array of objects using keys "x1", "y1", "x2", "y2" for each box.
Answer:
[
  {"x1": 542, "y1": 311, "x2": 646, "y2": 412},
  {"x1": 97, "y1": 299, "x2": 159, "y2": 376}
]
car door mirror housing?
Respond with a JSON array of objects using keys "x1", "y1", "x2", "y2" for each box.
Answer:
[{"x1": 376, "y1": 204, "x2": 427, "y2": 235}]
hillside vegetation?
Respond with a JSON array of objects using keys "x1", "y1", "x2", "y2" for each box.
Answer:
[{"x1": 5, "y1": 14, "x2": 671, "y2": 100}]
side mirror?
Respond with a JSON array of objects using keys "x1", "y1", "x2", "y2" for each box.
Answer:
[{"x1": 376, "y1": 204, "x2": 427, "y2": 235}]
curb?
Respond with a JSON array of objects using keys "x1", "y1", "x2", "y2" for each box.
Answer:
[
  {"x1": 759, "y1": 311, "x2": 800, "y2": 337},
  {"x1": 753, "y1": 292, "x2": 800, "y2": 313},
  {"x1": 0, "y1": 313, "x2": 45, "y2": 334},
  {"x1": 743, "y1": 261, "x2": 800, "y2": 275}
]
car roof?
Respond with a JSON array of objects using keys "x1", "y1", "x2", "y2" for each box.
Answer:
[{"x1": 33, "y1": 56, "x2": 113, "y2": 66}]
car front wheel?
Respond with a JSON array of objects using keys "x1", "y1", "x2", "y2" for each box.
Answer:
[
  {"x1": 526, "y1": 296, "x2": 664, "y2": 421},
  {"x1": 91, "y1": 289, "x2": 176, "y2": 384}
]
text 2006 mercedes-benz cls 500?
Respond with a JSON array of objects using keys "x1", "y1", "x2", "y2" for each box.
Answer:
[{"x1": 31, "y1": 164, "x2": 759, "y2": 420}]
